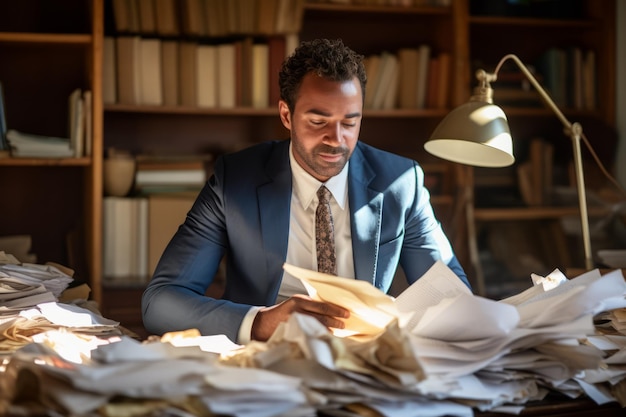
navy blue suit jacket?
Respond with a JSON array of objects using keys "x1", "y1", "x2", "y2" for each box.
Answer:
[{"x1": 142, "y1": 140, "x2": 469, "y2": 342}]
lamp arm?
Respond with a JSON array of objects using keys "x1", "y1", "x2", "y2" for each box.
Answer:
[
  {"x1": 493, "y1": 54, "x2": 572, "y2": 130},
  {"x1": 489, "y1": 54, "x2": 593, "y2": 270}
]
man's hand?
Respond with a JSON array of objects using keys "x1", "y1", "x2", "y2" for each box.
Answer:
[{"x1": 251, "y1": 294, "x2": 350, "y2": 341}]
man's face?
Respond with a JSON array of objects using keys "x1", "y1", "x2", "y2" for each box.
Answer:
[{"x1": 279, "y1": 73, "x2": 363, "y2": 182}]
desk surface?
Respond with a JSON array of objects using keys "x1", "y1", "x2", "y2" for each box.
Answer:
[{"x1": 477, "y1": 397, "x2": 624, "y2": 417}]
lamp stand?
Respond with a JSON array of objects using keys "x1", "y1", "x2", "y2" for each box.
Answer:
[
  {"x1": 569, "y1": 122, "x2": 594, "y2": 270},
  {"x1": 491, "y1": 55, "x2": 594, "y2": 271}
]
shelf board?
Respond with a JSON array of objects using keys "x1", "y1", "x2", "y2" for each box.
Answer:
[
  {"x1": 469, "y1": 16, "x2": 596, "y2": 28},
  {"x1": 474, "y1": 205, "x2": 609, "y2": 221},
  {"x1": 0, "y1": 32, "x2": 92, "y2": 45},
  {"x1": 0, "y1": 156, "x2": 91, "y2": 166},
  {"x1": 104, "y1": 103, "x2": 449, "y2": 118},
  {"x1": 304, "y1": 3, "x2": 450, "y2": 15}
]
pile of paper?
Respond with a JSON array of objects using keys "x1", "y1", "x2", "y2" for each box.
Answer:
[
  {"x1": 0, "y1": 257, "x2": 120, "y2": 354},
  {"x1": 1, "y1": 262, "x2": 625, "y2": 417},
  {"x1": 0, "y1": 260, "x2": 74, "y2": 318}
]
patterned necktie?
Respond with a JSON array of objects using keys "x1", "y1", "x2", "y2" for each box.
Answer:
[{"x1": 316, "y1": 185, "x2": 337, "y2": 275}]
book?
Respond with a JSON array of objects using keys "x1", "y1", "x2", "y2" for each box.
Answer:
[
  {"x1": 235, "y1": 37, "x2": 254, "y2": 107},
  {"x1": 363, "y1": 54, "x2": 382, "y2": 109},
  {"x1": 239, "y1": 0, "x2": 256, "y2": 34},
  {"x1": 6, "y1": 130, "x2": 73, "y2": 158},
  {"x1": 397, "y1": 48, "x2": 419, "y2": 109},
  {"x1": 68, "y1": 88, "x2": 84, "y2": 158},
  {"x1": 139, "y1": 38, "x2": 163, "y2": 105},
  {"x1": 103, "y1": 37, "x2": 117, "y2": 104},
  {"x1": 381, "y1": 56, "x2": 399, "y2": 110},
  {"x1": 370, "y1": 52, "x2": 397, "y2": 110},
  {"x1": 137, "y1": 0, "x2": 157, "y2": 34},
  {"x1": 103, "y1": 197, "x2": 149, "y2": 280},
  {"x1": 0, "y1": 82, "x2": 8, "y2": 152},
  {"x1": 161, "y1": 40, "x2": 179, "y2": 106},
  {"x1": 251, "y1": 43, "x2": 270, "y2": 108},
  {"x1": 135, "y1": 155, "x2": 209, "y2": 192},
  {"x1": 425, "y1": 55, "x2": 440, "y2": 109},
  {"x1": 435, "y1": 52, "x2": 451, "y2": 109},
  {"x1": 116, "y1": 36, "x2": 142, "y2": 105},
  {"x1": 275, "y1": 0, "x2": 292, "y2": 34},
  {"x1": 217, "y1": 43, "x2": 236, "y2": 108},
  {"x1": 136, "y1": 168, "x2": 207, "y2": 186},
  {"x1": 155, "y1": 0, "x2": 180, "y2": 36},
  {"x1": 181, "y1": 0, "x2": 205, "y2": 36},
  {"x1": 196, "y1": 44, "x2": 218, "y2": 108},
  {"x1": 179, "y1": 42, "x2": 198, "y2": 106},
  {"x1": 83, "y1": 90, "x2": 92, "y2": 157},
  {"x1": 202, "y1": 0, "x2": 227, "y2": 37},
  {"x1": 267, "y1": 36, "x2": 286, "y2": 106},
  {"x1": 582, "y1": 49, "x2": 596, "y2": 111},
  {"x1": 415, "y1": 44, "x2": 431, "y2": 109},
  {"x1": 568, "y1": 46, "x2": 583, "y2": 110},
  {"x1": 112, "y1": 0, "x2": 132, "y2": 32},
  {"x1": 256, "y1": 0, "x2": 279, "y2": 35}
]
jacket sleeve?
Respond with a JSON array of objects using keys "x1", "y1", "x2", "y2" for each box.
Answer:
[
  {"x1": 398, "y1": 161, "x2": 471, "y2": 289},
  {"x1": 141, "y1": 157, "x2": 253, "y2": 343}
]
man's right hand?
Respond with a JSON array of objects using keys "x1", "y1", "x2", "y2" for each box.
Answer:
[{"x1": 251, "y1": 294, "x2": 350, "y2": 341}]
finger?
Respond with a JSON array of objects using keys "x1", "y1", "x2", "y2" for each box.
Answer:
[
  {"x1": 294, "y1": 298, "x2": 350, "y2": 319},
  {"x1": 306, "y1": 312, "x2": 346, "y2": 330}
]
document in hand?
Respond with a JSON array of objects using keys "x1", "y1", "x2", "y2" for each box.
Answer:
[
  {"x1": 282, "y1": 263, "x2": 398, "y2": 337},
  {"x1": 282, "y1": 260, "x2": 473, "y2": 338}
]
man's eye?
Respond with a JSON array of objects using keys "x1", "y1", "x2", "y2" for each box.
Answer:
[
  {"x1": 342, "y1": 122, "x2": 357, "y2": 127},
  {"x1": 310, "y1": 120, "x2": 325, "y2": 126}
]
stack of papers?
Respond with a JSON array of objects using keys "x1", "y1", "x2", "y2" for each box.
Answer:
[
  {"x1": 0, "y1": 262, "x2": 74, "y2": 319},
  {"x1": 1, "y1": 262, "x2": 626, "y2": 417},
  {"x1": 0, "y1": 257, "x2": 120, "y2": 354}
]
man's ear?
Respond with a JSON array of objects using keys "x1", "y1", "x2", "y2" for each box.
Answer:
[{"x1": 278, "y1": 100, "x2": 291, "y2": 131}]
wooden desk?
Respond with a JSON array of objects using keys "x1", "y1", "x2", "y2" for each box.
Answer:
[
  {"x1": 477, "y1": 397, "x2": 623, "y2": 417},
  {"x1": 317, "y1": 396, "x2": 623, "y2": 417}
]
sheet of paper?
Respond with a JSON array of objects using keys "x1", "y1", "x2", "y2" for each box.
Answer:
[
  {"x1": 394, "y1": 260, "x2": 472, "y2": 331},
  {"x1": 283, "y1": 263, "x2": 398, "y2": 337}
]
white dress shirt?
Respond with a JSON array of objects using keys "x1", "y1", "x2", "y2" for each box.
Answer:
[{"x1": 238, "y1": 143, "x2": 354, "y2": 343}]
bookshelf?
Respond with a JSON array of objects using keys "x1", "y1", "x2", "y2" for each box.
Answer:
[
  {"x1": 0, "y1": 0, "x2": 618, "y2": 334},
  {"x1": 0, "y1": 1, "x2": 103, "y2": 302}
]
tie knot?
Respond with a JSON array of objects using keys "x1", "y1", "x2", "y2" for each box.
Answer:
[{"x1": 317, "y1": 185, "x2": 331, "y2": 204}]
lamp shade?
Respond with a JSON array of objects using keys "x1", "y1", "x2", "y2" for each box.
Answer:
[{"x1": 425, "y1": 100, "x2": 515, "y2": 168}]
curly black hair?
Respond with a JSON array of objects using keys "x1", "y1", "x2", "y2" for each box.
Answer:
[{"x1": 278, "y1": 38, "x2": 367, "y2": 112}]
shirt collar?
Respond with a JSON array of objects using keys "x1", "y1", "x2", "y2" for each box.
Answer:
[{"x1": 289, "y1": 142, "x2": 349, "y2": 210}]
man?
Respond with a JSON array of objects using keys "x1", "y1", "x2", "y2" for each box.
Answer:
[{"x1": 142, "y1": 38, "x2": 469, "y2": 344}]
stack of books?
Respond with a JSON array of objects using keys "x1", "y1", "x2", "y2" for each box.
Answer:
[{"x1": 134, "y1": 154, "x2": 212, "y2": 195}]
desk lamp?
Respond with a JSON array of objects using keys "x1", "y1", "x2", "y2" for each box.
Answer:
[{"x1": 424, "y1": 53, "x2": 593, "y2": 271}]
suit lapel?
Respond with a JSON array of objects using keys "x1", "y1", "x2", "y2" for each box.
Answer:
[
  {"x1": 348, "y1": 146, "x2": 382, "y2": 286},
  {"x1": 257, "y1": 141, "x2": 292, "y2": 297}
]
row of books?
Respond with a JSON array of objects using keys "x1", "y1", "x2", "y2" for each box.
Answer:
[
  {"x1": 111, "y1": 0, "x2": 305, "y2": 38},
  {"x1": 104, "y1": 35, "x2": 298, "y2": 108},
  {"x1": 364, "y1": 45, "x2": 451, "y2": 110},
  {"x1": 3, "y1": 88, "x2": 92, "y2": 158},
  {"x1": 536, "y1": 47, "x2": 597, "y2": 111},
  {"x1": 479, "y1": 46, "x2": 597, "y2": 110},
  {"x1": 103, "y1": 193, "x2": 196, "y2": 280}
]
